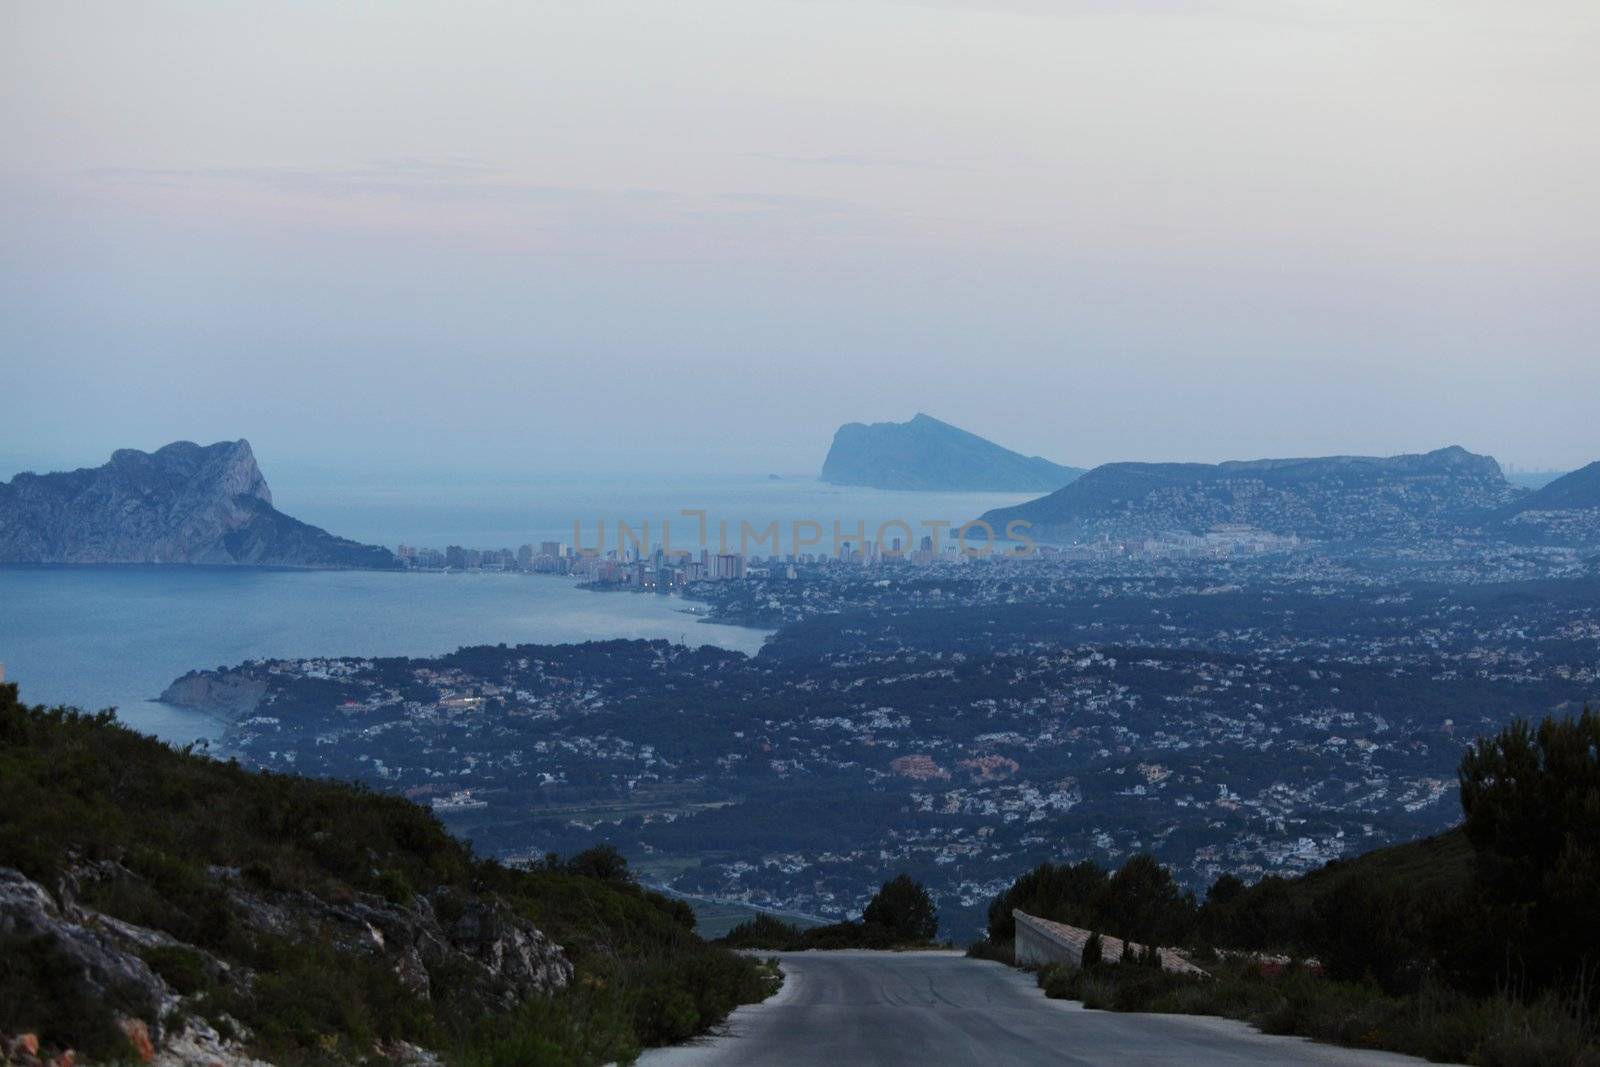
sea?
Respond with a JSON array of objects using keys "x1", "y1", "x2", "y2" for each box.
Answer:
[{"x1": 0, "y1": 476, "x2": 1033, "y2": 745}]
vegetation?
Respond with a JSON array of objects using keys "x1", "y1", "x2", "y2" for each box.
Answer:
[
  {"x1": 1460, "y1": 708, "x2": 1600, "y2": 998},
  {"x1": 1032, "y1": 958, "x2": 1599, "y2": 1067},
  {"x1": 720, "y1": 874, "x2": 945, "y2": 951},
  {"x1": 860, "y1": 874, "x2": 939, "y2": 944},
  {"x1": 0, "y1": 684, "x2": 773, "y2": 1065},
  {"x1": 977, "y1": 709, "x2": 1600, "y2": 1066}
]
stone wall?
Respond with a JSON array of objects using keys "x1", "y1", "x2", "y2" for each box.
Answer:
[{"x1": 1013, "y1": 909, "x2": 1208, "y2": 977}]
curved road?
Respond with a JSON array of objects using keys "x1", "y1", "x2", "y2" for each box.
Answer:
[{"x1": 641, "y1": 951, "x2": 1458, "y2": 1066}]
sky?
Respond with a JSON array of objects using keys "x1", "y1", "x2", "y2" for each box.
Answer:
[{"x1": 3, "y1": 0, "x2": 1597, "y2": 480}]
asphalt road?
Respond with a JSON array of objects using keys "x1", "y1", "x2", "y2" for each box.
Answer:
[{"x1": 640, "y1": 951, "x2": 1459, "y2": 1066}]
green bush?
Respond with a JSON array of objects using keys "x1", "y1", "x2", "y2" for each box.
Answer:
[
  {"x1": 720, "y1": 913, "x2": 804, "y2": 949},
  {"x1": 964, "y1": 938, "x2": 1014, "y2": 965},
  {"x1": 139, "y1": 944, "x2": 214, "y2": 997},
  {"x1": 861, "y1": 874, "x2": 938, "y2": 943},
  {"x1": 0, "y1": 685, "x2": 775, "y2": 1067},
  {"x1": 0, "y1": 933, "x2": 135, "y2": 1060}
]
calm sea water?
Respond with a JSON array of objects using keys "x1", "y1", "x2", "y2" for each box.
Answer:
[
  {"x1": 273, "y1": 474, "x2": 1033, "y2": 557},
  {"x1": 0, "y1": 566, "x2": 770, "y2": 744},
  {"x1": 0, "y1": 478, "x2": 1034, "y2": 745}
]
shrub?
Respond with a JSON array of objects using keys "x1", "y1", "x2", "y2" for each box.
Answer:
[
  {"x1": 861, "y1": 874, "x2": 938, "y2": 944},
  {"x1": 0, "y1": 933, "x2": 135, "y2": 1060},
  {"x1": 1082, "y1": 931, "x2": 1103, "y2": 970},
  {"x1": 0, "y1": 685, "x2": 777, "y2": 1067},
  {"x1": 965, "y1": 939, "x2": 1014, "y2": 965},
  {"x1": 720, "y1": 913, "x2": 804, "y2": 950},
  {"x1": 140, "y1": 944, "x2": 214, "y2": 997}
]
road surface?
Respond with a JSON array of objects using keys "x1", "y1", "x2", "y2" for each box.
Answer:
[{"x1": 640, "y1": 951, "x2": 1458, "y2": 1066}]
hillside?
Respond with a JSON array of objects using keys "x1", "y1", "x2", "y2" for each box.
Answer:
[
  {"x1": 1496, "y1": 461, "x2": 1600, "y2": 544},
  {"x1": 1503, "y1": 461, "x2": 1600, "y2": 511},
  {"x1": 1207, "y1": 828, "x2": 1474, "y2": 952},
  {"x1": 977, "y1": 445, "x2": 1520, "y2": 544},
  {"x1": 0, "y1": 684, "x2": 770, "y2": 1066},
  {"x1": 820, "y1": 414, "x2": 1082, "y2": 492},
  {"x1": 0, "y1": 440, "x2": 396, "y2": 567}
]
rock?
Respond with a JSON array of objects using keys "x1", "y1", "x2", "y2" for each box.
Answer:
[
  {"x1": 157, "y1": 672, "x2": 269, "y2": 721},
  {"x1": 428, "y1": 888, "x2": 574, "y2": 1008},
  {"x1": 151, "y1": 1017, "x2": 274, "y2": 1067},
  {"x1": 385, "y1": 1042, "x2": 444, "y2": 1067},
  {"x1": 117, "y1": 1019, "x2": 155, "y2": 1064},
  {"x1": 0, "y1": 869, "x2": 166, "y2": 1026},
  {"x1": 822, "y1": 414, "x2": 1082, "y2": 492},
  {"x1": 0, "y1": 440, "x2": 397, "y2": 567},
  {"x1": 1, "y1": 861, "x2": 570, "y2": 1066},
  {"x1": 214, "y1": 873, "x2": 572, "y2": 1010}
]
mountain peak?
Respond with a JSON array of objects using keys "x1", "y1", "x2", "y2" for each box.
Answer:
[
  {"x1": 0, "y1": 440, "x2": 390, "y2": 567},
  {"x1": 106, "y1": 439, "x2": 272, "y2": 508}
]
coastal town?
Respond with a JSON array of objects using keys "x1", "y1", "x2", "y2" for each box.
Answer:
[{"x1": 172, "y1": 545, "x2": 1600, "y2": 935}]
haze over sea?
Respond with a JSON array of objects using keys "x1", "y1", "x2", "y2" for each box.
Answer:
[{"x1": 0, "y1": 476, "x2": 1031, "y2": 743}]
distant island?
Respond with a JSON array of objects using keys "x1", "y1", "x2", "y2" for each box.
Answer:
[
  {"x1": 0, "y1": 439, "x2": 397, "y2": 567},
  {"x1": 820, "y1": 413, "x2": 1082, "y2": 492},
  {"x1": 977, "y1": 445, "x2": 1524, "y2": 544}
]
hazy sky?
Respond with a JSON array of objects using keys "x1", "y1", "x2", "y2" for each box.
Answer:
[{"x1": 3, "y1": 0, "x2": 1597, "y2": 479}]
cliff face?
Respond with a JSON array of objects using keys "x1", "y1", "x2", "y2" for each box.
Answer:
[
  {"x1": 980, "y1": 445, "x2": 1523, "y2": 544},
  {"x1": 0, "y1": 440, "x2": 396, "y2": 568},
  {"x1": 159, "y1": 669, "x2": 270, "y2": 721},
  {"x1": 820, "y1": 414, "x2": 1082, "y2": 492}
]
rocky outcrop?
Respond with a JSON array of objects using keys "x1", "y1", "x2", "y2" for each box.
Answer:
[
  {"x1": 215, "y1": 875, "x2": 573, "y2": 1011},
  {"x1": 158, "y1": 671, "x2": 269, "y2": 721},
  {"x1": 0, "y1": 868, "x2": 167, "y2": 1025},
  {"x1": 0, "y1": 440, "x2": 396, "y2": 568},
  {"x1": 821, "y1": 414, "x2": 1082, "y2": 492},
  {"x1": 0, "y1": 863, "x2": 571, "y2": 1066}
]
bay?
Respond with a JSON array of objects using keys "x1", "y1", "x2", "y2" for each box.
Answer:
[
  {"x1": 0, "y1": 566, "x2": 767, "y2": 744},
  {"x1": 0, "y1": 478, "x2": 1035, "y2": 745}
]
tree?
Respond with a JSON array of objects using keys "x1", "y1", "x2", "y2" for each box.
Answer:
[
  {"x1": 1081, "y1": 931, "x2": 1103, "y2": 970},
  {"x1": 986, "y1": 859, "x2": 1108, "y2": 943},
  {"x1": 1459, "y1": 708, "x2": 1600, "y2": 994},
  {"x1": 566, "y1": 844, "x2": 632, "y2": 882},
  {"x1": 862, "y1": 874, "x2": 938, "y2": 943},
  {"x1": 1200, "y1": 874, "x2": 1300, "y2": 951},
  {"x1": 1206, "y1": 873, "x2": 1246, "y2": 908},
  {"x1": 1099, "y1": 854, "x2": 1195, "y2": 945}
]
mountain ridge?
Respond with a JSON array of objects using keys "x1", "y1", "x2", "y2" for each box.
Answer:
[
  {"x1": 1498, "y1": 460, "x2": 1600, "y2": 515},
  {"x1": 821, "y1": 413, "x2": 1082, "y2": 492},
  {"x1": 978, "y1": 445, "x2": 1522, "y2": 543},
  {"x1": 0, "y1": 440, "x2": 397, "y2": 568},
  {"x1": 1494, "y1": 459, "x2": 1600, "y2": 545}
]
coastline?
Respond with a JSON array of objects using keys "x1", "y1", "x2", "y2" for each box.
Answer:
[{"x1": 2, "y1": 564, "x2": 772, "y2": 746}]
